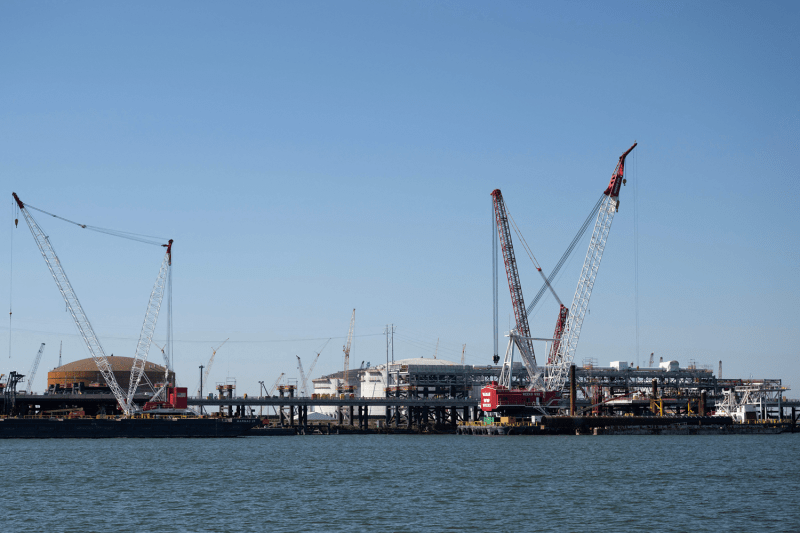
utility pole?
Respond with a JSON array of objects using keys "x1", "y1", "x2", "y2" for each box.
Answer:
[
  {"x1": 384, "y1": 324, "x2": 396, "y2": 420},
  {"x1": 385, "y1": 325, "x2": 390, "y2": 405},
  {"x1": 384, "y1": 326, "x2": 396, "y2": 378}
]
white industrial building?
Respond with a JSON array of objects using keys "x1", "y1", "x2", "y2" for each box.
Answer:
[{"x1": 312, "y1": 357, "x2": 461, "y2": 417}]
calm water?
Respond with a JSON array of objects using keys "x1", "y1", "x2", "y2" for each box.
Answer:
[{"x1": 2, "y1": 434, "x2": 799, "y2": 532}]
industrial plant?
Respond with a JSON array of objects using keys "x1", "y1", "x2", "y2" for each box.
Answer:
[{"x1": 2, "y1": 145, "x2": 798, "y2": 437}]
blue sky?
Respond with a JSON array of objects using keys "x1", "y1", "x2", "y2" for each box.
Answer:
[{"x1": 1, "y1": 1, "x2": 797, "y2": 396}]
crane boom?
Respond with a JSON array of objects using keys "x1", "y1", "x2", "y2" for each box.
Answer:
[
  {"x1": 546, "y1": 305, "x2": 569, "y2": 365},
  {"x1": 296, "y1": 356, "x2": 308, "y2": 397},
  {"x1": 13, "y1": 193, "x2": 130, "y2": 413},
  {"x1": 307, "y1": 353, "x2": 320, "y2": 382},
  {"x1": 149, "y1": 342, "x2": 171, "y2": 401},
  {"x1": 153, "y1": 343, "x2": 170, "y2": 373},
  {"x1": 149, "y1": 349, "x2": 170, "y2": 402},
  {"x1": 491, "y1": 189, "x2": 540, "y2": 384},
  {"x1": 307, "y1": 348, "x2": 323, "y2": 380},
  {"x1": 192, "y1": 339, "x2": 228, "y2": 400},
  {"x1": 203, "y1": 338, "x2": 229, "y2": 387},
  {"x1": 343, "y1": 309, "x2": 355, "y2": 388},
  {"x1": 545, "y1": 143, "x2": 637, "y2": 392},
  {"x1": 298, "y1": 339, "x2": 328, "y2": 397},
  {"x1": 126, "y1": 240, "x2": 173, "y2": 409},
  {"x1": 25, "y1": 343, "x2": 45, "y2": 394},
  {"x1": 268, "y1": 373, "x2": 284, "y2": 395}
]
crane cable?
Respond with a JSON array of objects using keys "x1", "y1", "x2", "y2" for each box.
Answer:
[
  {"x1": 525, "y1": 193, "x2": 606, "y2": 317},
  {"x1": 0, "y1": 325, "x2": 385, "y2": 344},
  {"x1": 492, "y1": 198, "x2": 498, "y2": 364},
  {"x1": 506, "y1": 209, "x2": 544, "y2": 274},
  {"x1": 315, "y1": 337, "x2": 332, "y2": 355},
  {"x1": 506, "y1": 204, "x2": 564, "y2": 307},
  {"x1": 633, "y1": 148, "x2": 640, "y2": 366},
  {"x1": 9, "y1": 199, "x2": 17, "y2": 358},
  {"x1": 24, "y1": 203, "x2": 167, "y2": 246}
]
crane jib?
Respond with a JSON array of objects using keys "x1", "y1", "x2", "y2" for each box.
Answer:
[
  {"x1": 491, "y1": 188, "x2": 540, "y2": 385},
  {"x1": 491, "y1": 189, "x2": 532, "y2": 342},
  {"x1": 603, "y1": 142, "x2": 637, "y2": 199}
]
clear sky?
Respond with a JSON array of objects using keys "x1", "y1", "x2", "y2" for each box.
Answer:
[{"x1": 1, "y1": 1, "x2": 797, "y2": 396}]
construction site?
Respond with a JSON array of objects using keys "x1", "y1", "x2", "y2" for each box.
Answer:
[{"x1": 2, "y1": 144, "x2": 798, "y2": 437}]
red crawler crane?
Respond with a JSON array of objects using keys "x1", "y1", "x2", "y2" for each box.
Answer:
[
  {"x1": 482, "y1": 143, "x2": 637, "y2": 415},
  {"x1": 481, "y1": 190, "x2": 559, "y2": 413}
]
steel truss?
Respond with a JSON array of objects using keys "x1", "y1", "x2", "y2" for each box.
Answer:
[
  {"x1": 491, "y1": 190, "x2": 542, "y2": 387},
  {"x1": 546, "y1": 143, "x2": 636, "y2": 392},
  {"x1": 127, "y1": 243, "x2": 172, "y2": 410},
  {"x1": 14, "y1": 195, "x2": 130, "y2": 412},
  {"x1": 13, "y1": 193, "x2": 172, "y2": 415}
]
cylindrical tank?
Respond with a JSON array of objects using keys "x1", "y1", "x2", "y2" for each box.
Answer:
[{"x1": 48, "y1": 356, "x2": 174, "y2": 392}]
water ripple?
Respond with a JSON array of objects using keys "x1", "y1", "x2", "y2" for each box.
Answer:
[{"x1": 1, "y1": 434, "x2": 798, "y2": 532}]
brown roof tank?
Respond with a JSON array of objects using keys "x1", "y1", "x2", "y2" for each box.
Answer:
[{"x1": 47, "y1": 356, "x2": 175, "y2": 392}]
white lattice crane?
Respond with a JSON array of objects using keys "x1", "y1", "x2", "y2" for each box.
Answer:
[
  {"x1": 297, "y1": 339, "x2": 329, "y2": 397},
  {"x1": 343, "y1": 309, "x2": 355, "y2": 388},
  {"x1": 127, "y1": 240, "x2": 173, "y2": 407},
  {"x1": 307, "y1": 339, "x2": 328, "y2": 383},
  {"x1": 197, "y1": 338, "x2": 229, "y2": 396},
  {"x1": 267, "y1": 373, "x2": 284, "y2": 396},
  {"x1": 255, "y1": 373, "x2": 286, "y2": 418},
  {"x1": 25, "y1": 343, "x2": 45, "y2": 394},
  {"x1": 545, "y1": 143, "x2": 637, "y2": 392},
  {"x1": 146, "y1": 342, "x2": 171, "y2": 400},
  {"x1": 296, "y1": 356, "x2": 308, "y2": 397},
  {"x1": 12, "y1": 192, "x2": 172, "y2": 415}
]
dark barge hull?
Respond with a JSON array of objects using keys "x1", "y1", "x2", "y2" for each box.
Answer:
[
  {"x1": 458, "y1": 416, "x2": 797, "y2": 435},
  {"x1": 0, "y1": 417, "x2": 260, "y2": 438}
]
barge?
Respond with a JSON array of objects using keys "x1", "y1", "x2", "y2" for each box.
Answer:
[
  {"x1": 0, "y1": 416, "x2": 260, "y2": 439},
  {"x1": 457, "y1": 415, "x2": 797, "y2": 436}
]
